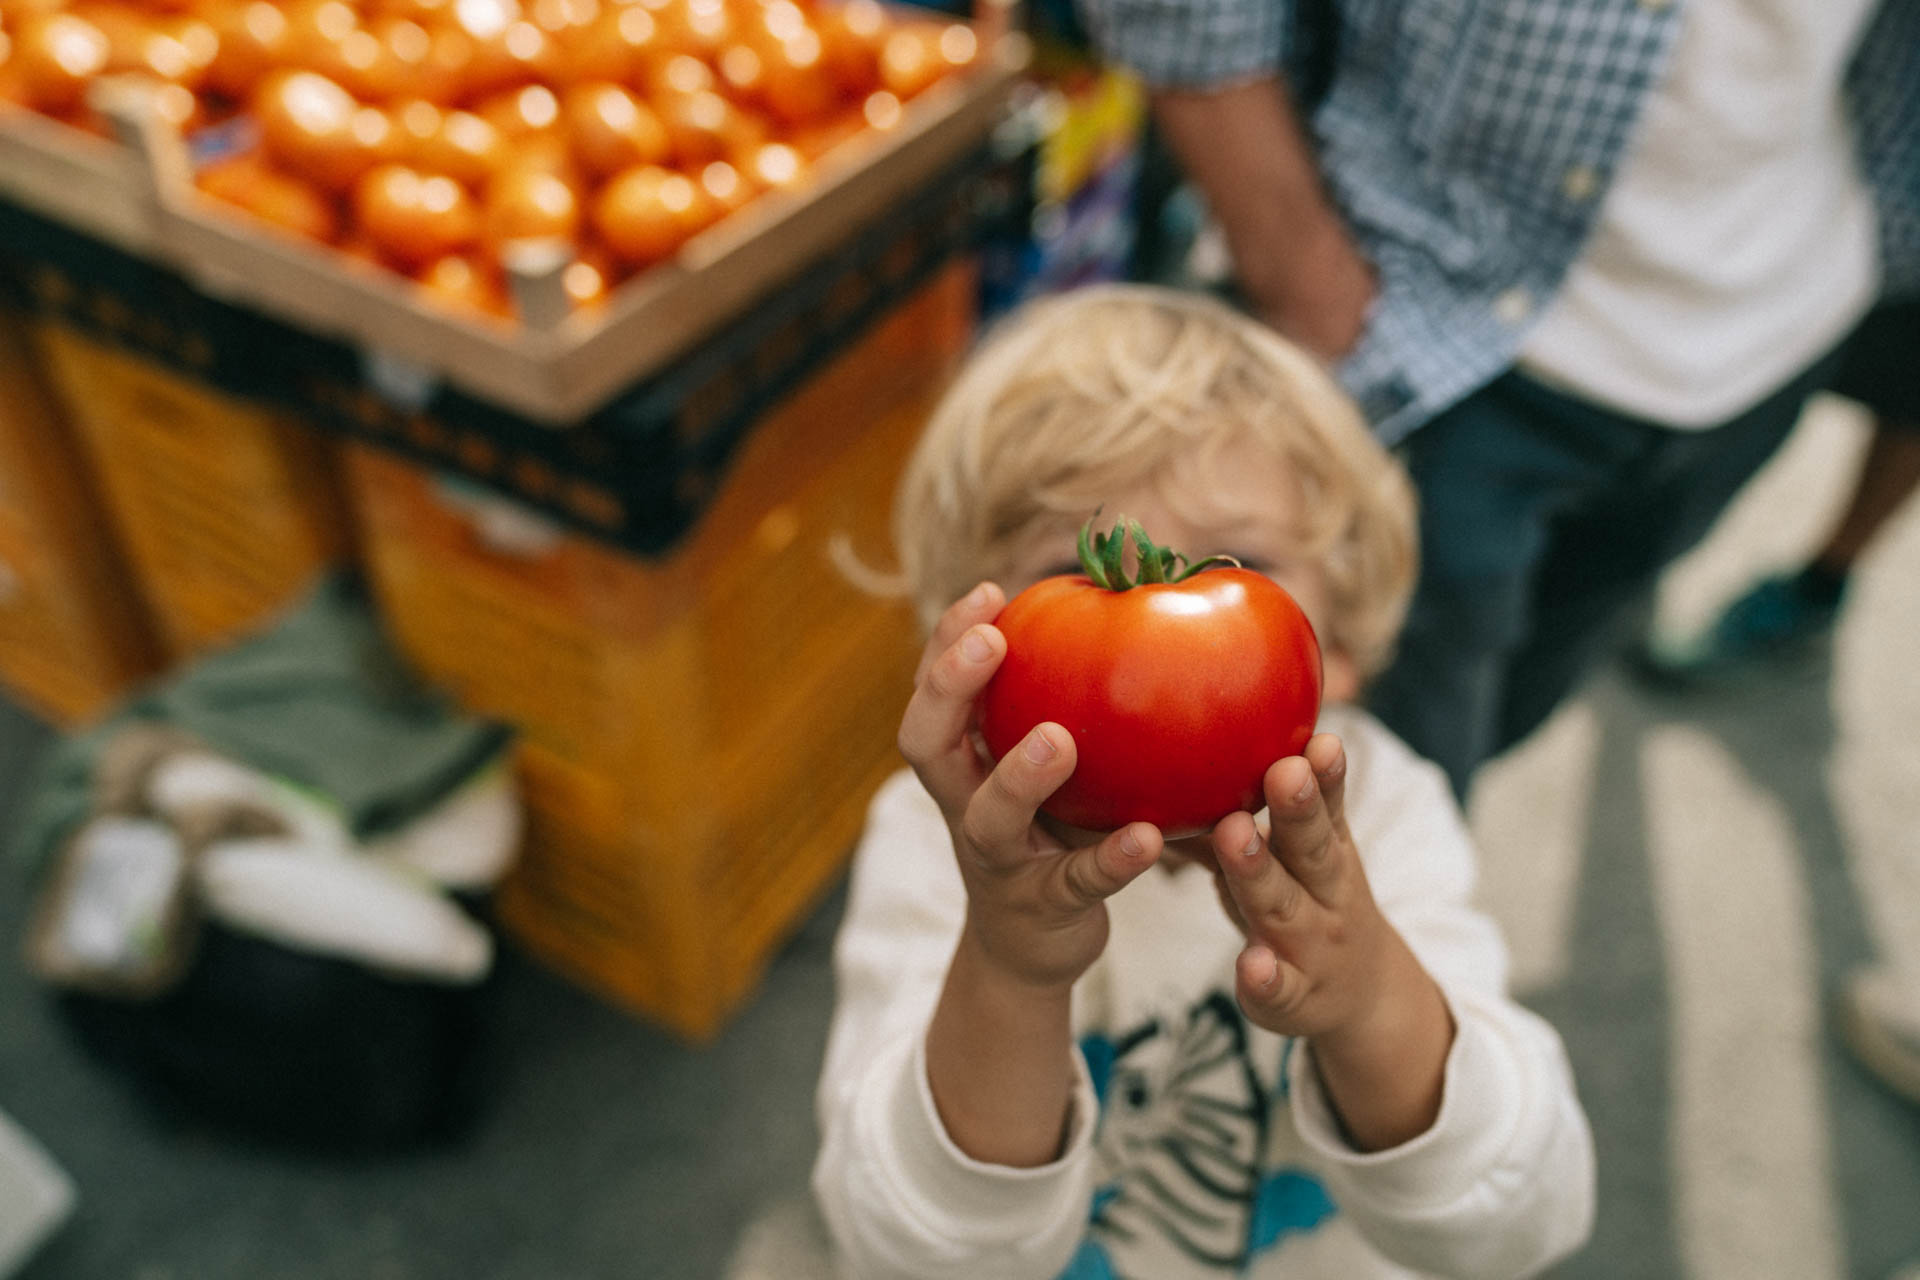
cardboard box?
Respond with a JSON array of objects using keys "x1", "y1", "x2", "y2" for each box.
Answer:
[
  {"x1": 0, "y1": 310, "x2": 162, "y2": 725},
  {"x1": 346, "y1": 261, "x2": 975, "y2": 1037}
]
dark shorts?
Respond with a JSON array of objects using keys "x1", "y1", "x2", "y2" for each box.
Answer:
[{"x1": 1829, "y1": 299, "x2": 1920, "y2": 425}]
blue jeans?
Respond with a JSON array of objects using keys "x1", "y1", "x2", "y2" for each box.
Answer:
[{"x1": 1365, "y1": 353, "x2": 1843, "y2": 801}]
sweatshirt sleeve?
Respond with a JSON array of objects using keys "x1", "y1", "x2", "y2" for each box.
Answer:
[
  {"x1": 1284, "y1": 711, "x2": 1597, "y2": 1280},
  {"x1": 811, "y1": 772, "x2": 1099, "y2": 1280}
]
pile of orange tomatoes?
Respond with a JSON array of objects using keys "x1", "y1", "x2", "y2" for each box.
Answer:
[{"x1": 0, "y1": 0, "x2": 977, "y2": 318}]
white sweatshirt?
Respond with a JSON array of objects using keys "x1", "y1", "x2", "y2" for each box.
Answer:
[{"x1": 813, "y1": 706, "x2": 1595, "y2": 1279}]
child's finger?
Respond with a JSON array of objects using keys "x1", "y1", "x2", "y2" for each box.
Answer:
[
  {"x1": 1213, "y1": 811, "x2": 1314, "y2": 938},
  {"x1": 913, "y1": 582, "x2": 1004, "y2": 686},
  {"x1": 1236, "y1": 943, "x2": 1310, "y2": 1028},
  {"x1": 959, "y1": 722, "x2": 1077, "y2": 864},
  {"x1": 1304, "y1": 734, "x2": 1350, "y2": 835},
  {"x1": 1262, "y1": 756, "x2": 1346, "y2": 901},
  {"x1": 898, "y1": 622, "x2": 1005, "y2": 817},
  {"x1": 1211, "y1": 871, "x2": 1249, "y2": 939},
  {"x1": 1055, "y1": 822, "x2": 1163, "y2": 906}
]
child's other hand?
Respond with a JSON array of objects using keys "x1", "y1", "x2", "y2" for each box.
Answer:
[
  {"x1": 898, "y1": 583, "x2": 1166, "y2": 991},
  {"x1": 1208, "y1": 735, "x2": 1442, "y2": 1048}
]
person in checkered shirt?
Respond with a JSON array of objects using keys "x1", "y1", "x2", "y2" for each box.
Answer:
[{"x1": 1074, "y1": 0, "x2": 1919, "y2": 803}]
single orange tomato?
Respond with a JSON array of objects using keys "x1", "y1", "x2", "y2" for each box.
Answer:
[
  {"x1": 734, "y1": 137, "x2": 802, "y2": 189},
  {"x1": 13, "y1": 12, "x2": 112, "y2": 114},
  {"x1": 416, "y1": 251, "x2": 513, "y2": 318},
  {"x1": 447, "y1": 0, "x2": 521, "y2": 41},
  {"x1": 367, "y1": 17, "x2": 438, "y2": 92},
  {"x1": 482, "y1": 162, "x2": 579, "y2": 249},
  {"x1": 280, "y1": 0, "x2": 358, "y2": 69},
  {"x1": 511, "y1": 129, "x2": 587, "y2": 189},
  {"x1": 398, "y1": 24, "x2": 471, "y2": 103},
  {"x1": 788, "y1": 104, "x2": 862, "y2": 158},
  {"x1": 320, "y1": 25, "x2": 417, "y2": 100},
  {"x1": 562, "y1": 80, "x2": 667, "y2": 177},
  {"x1": 529, "y1": 0, "x2": 598, "y2": 34},
  {"x1": 650, "y1": 0, "x2": 730, "y2": 58},
  {"x1": 559, "y1": 244, "x2": 615, "y2": 308},
  {"x1": 757, "y1": 27, "x2": 835, "y2": 125},
  {"x1": 392, "y1": 94, "x2": 444, "y2": 152},
  {"x1": 414, "y1": 105, "x2": 508, "y2": 185},
  {"x1": 337, "y1": 230, "x2": 388, "y2": 266},
  {"x1": 653, "y1": 86, "x2": 751, "y2": 165},
  {"x1": 712, "y1": 41, "x2": 763, "y2": 107},
  {"x1": 196, "y1": 152, "x2": 341, "y2": 242},
  {"x1": 878, "y1": 24, "x2": 941, "y2": 99},
  {"x1": 475, "y1": 80, "x2": 561, "y2": 138},
  {"x1": 696, "y1": 156, "x2": 751, "y2": 215},
  {"x1": 936, "y1": 21, "x2": 976, "y2": 70},
  {"x1": 859, "y1": 86, "x2": 899, "y2": 130},
  {"x1": 751, "y1": 0, "x2": 809, "y2": 44},
  {"x1": 354, "y1": 161, "x2": 483, "y2": 266},
  {"x1": 463, "y1": 17, "x2": 558, "y2": 96},
  {"x1": 815, "y1": 0, "x2": 884, "y2": 97},
  {"x1": 256, "y1": 71, "x2": 400, "y2": 192},
  {"x1": 160, "y1": 15, "x2": 219, "y2": 85},
  {"x1": 642, "y1": 49, "x2": 708, "y2": 97},
  {"x1": 592, "y1": 162, "x2": 713, "y2": 264},
  {"x1": 556, "y1": 4, "x2": 657, "y2": 85}
]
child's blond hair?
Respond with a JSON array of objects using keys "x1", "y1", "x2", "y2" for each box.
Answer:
[{"x1": 893, "y1": 285, "x2": 1418, "y2": 677}]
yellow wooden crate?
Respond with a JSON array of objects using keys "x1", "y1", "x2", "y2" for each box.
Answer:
[
  {"x1": 345, "y1": 263, "x2": 973, "y2": 1037},
  {"x1": 35, "y1": 326, "x2": 354, "y2": 660},
  {"x1": 0, "y1": 310, "x2": 162, "y2": 725}
]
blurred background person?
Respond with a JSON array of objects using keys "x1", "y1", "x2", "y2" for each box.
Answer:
[{"x1": 1070, "y1": 0, "x2": 1919, "y2": 801}]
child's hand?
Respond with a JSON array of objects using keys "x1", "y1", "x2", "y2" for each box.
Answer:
[
  {"x1": 1208, "y1": 734, "x2": 1453, "y2": 1148},
  {"x1": 898, "y1": 583, "x2": 1167, "y2": 992}
]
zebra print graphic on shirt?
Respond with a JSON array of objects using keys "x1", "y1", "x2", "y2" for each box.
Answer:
[{"x1": 1082, "y1": 993, "x2": 1272, "y2": 1275}]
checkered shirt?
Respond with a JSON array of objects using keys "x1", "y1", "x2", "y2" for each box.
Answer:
[{"x1": 1076, "y1": 0, "x2": 1920, "y2": 442}]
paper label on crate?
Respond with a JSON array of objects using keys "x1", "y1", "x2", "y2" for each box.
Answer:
[{"x1": 429, "y1": 476, "x2": 566, "y2": 558}]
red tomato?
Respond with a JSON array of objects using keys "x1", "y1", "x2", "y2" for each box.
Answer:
[{"x1": 977, "y1": 520, "x2": 1322, "y2": 836}]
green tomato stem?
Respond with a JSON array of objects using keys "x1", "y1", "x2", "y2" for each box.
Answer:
[{"x1": 1075, "y1": 514, "x2": 1241, "y2": 591}]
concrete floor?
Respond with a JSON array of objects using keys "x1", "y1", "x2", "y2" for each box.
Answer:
[{"x1": 4, "y1": 395, "x2": 1919, "y2": 1279}]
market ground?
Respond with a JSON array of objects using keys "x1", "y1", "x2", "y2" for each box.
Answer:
[{"x1": 4, "y1": 394, "x2": 1918, "y2": 1280}]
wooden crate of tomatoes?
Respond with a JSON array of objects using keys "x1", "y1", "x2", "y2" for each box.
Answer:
[{"x1": 0, "y1": 0, "x2": 1022, "y2": 423}]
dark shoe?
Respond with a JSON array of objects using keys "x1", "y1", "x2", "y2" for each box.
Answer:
[{"x1": 1630, "y1": 573, "x2": 1842, "y2": 687}]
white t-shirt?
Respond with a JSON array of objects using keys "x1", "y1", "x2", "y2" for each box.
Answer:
[
  {"x1": 812, "y1": 706, "x2": 1595, "y2": 1279},
  {"x1": 1519, "y1": 0, "x2": 1882, "y2": 427}
]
